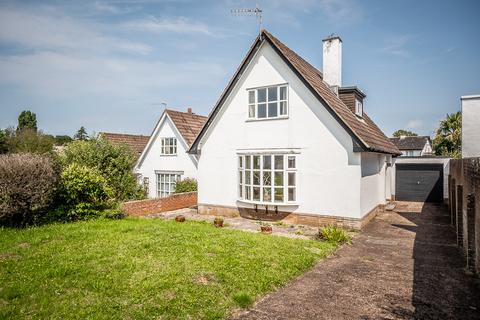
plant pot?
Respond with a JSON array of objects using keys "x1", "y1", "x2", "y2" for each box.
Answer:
[
  {"x1": 175, "y1": 215, "x2": 185, "y2": 222},
  {"x1": 213, "y1": 217, "x2": 224, "y2": 228},
  {"x1": 260, "y1": 225, "x2": 272, "y2": 234}
]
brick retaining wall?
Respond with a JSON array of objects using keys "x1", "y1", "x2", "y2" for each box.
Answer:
[{"x1": 122, "y1": 192, "x2": 197, "y2": 216}]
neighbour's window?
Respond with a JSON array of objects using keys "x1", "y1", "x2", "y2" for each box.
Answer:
[
  {"x1": 238, "y1": 154, "x2": 296, "y2": 204},
  {"x1": 156, "y1": 173, "x2": 181, "y2": 198},
  {"x1": 161, "y1": 138, "x2": 177, "y2": 155},
  {"x1": 247, "y1": 85, "x2": 288, "y2": 119},
  {"x1": 355, "y1": 98, "x2": 363, "y2": 117}
]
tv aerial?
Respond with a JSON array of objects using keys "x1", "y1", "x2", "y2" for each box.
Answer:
[{"x1": 231, "y1": 4, "x2": 263, "y2": 33}]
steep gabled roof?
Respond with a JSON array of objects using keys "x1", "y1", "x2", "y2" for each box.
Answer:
[
  {"x1": 188, "y1": 29, "x2": 401, "y2": 155},
  {"x1": 165, "y1": 109, "x2": 207, "y2": 146},
  {"x1": 390, "y1": 136, "x2": 431, "y2": 150},
  {"x1": 100, "y1": 132, "x2": 149, "y2": 160}
]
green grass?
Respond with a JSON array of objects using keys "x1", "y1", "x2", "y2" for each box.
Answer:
[{"x1": 0, "y1": 218, "x2": 337, "y2": 320}]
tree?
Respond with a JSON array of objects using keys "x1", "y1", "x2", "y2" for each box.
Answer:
[
  {"x1": 433, "y1": 111, "x2": 461, "y2": 158},
  {"x1": 74, "y1": 126, "x2": 88, "y2": 141},
  {"x1": 54, "y1": 135, "x2": 73, "y2": 146},
  {"x1": 17, "y1": 110, "x2": 37, "y2": 132},
  {"x1": 7, "y1": 129, "x2": 54, "y2": 154},
  {"x1": 393, "y1": 129, "x2": 418, "y2": 137},
  {"x1": 0, "y1": 129, "x2": 7, "y2": 154}
]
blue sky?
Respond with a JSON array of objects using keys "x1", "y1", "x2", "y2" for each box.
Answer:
[{"x1": 0, "y1": 0, "x2": 479, "y2": 137}]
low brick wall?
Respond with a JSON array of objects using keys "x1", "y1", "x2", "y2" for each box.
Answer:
[{"x1": 122, "y1": 192, "x2": 197, "y2": 216}]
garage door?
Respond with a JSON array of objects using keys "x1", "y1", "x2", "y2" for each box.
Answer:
[{"x1": 396, "y1": 163, "x2": 443, "y2": 202}]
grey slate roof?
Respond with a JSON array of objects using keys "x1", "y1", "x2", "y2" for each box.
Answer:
[{"x1": 389, "y1": 136, "x2": 431, "y2": 150}]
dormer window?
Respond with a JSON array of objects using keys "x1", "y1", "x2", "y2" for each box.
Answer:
[
  {"x1": 247, "y1": 85, "x2": 288, "y2": 120},
  {"x1": 355, "y1": 98, "x2": 363, "y2": 117}
]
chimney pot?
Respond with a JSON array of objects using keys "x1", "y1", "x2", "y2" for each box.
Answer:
[
  {"x1": 187, "y1": 107, "x2": 192, "y2": 114},
  {"x1": 322, "y1": 35, "x2": 342, "y2": 88}
]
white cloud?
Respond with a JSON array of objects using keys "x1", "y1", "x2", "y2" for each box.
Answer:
[
  {"x1": 406, "y1": 119, "x2": 423, "y2": 130},
  {"x1": 123, "y1": 16, "x2": 215, "y2": 36},
  {"x1": 382, "y1": 35, "x2": 412, "y2": 58}
]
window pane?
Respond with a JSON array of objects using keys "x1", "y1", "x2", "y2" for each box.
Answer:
[
  {"x1": 268, "y1": 87, "x2": 277, "y2": 101},
  {"x1": 263, "y1": 171, "x2": 271, "y2": 186},
  {"x1": 274, "y1": 172, "x2": 283, "y2": 186},
  {"x1": 263, "y1": 187, "x2": 272, "y2": 202},
  {"x1": 280, "y1": 86, "x2": 287, "y2": 100},
  {"x1": 239, "y1": 184, "x2": 243, "y2": 197},
  {"x1": 239, "y1": 171, "x2": 243, "y2": 183},
  {"x1": 274, "y1": 155, "x2": 284, "y2": 169},
  {"x1": 258, "y1": 103, "x2": 267, "y2": 118},
  {"x1": 280, "y1": 101, "x2": 287, "y2": 115},
  {"x1": 268, "y1": 102, "x2": 278, "y2": 117},
  {"x1": 248, "y1": 104, "x2": 255, "y2": 118},
  {"x1": 253, "y1": 171, "x2": 260, "y2": 185},
  {"x1": 239, "y1": 156, "x2": 243, "y2": 168},
  {"x1": 246, "y1": 187, "x2": 251, "y2": 200},
  {"x1": 288, "y1": 156, "x2": 295, "y2": 169},
  {"x1": 245, "y1": 170, "x2": 251, "y2": 184},
  {"x1": 248, "y1": 90, "x2": 255, "y2": 104},
  {"x1": 253, "y1": 187, "x2": 260, "y2": 201},
  {"x1": 253, "y1": 155, "x2": 260, "y2": 169},
  {"x1": 274, "y1": 188, "x2": 284, "y2": 202},
  {"x1": 246, "y1": 155, "x2": 251, "y2": 169},
  {"x1": 263, "y1": 155, "x2": 271, "y2": 169},
  {"x1": 288, "y1": 172, "x2": 295, "y2": 186},
  {"x1": 257, "y1": 88, "x2": 266, "y2": 103},
  {"x1": 288, "y1": 188, "x2": 296, "y2": 201}
]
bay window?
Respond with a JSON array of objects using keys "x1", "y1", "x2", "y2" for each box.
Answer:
[
  {"x1": 238, "y1": 154, "x2": 296, "y2": 204},
  {"x1": 247, "y1": 85, "x2": 288, "y2": 119},
  {"x1": 156, "y1": 173, "x2": 181, "y2": 198}
]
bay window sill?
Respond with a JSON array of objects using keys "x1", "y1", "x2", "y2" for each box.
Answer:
[{"x1": 236, "y1": 199, "x2": 298, "y2": 207}]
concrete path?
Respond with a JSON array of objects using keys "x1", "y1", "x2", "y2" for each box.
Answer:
[{"x1": 232, "y1": 202, "x2": 480, "y2": 320}]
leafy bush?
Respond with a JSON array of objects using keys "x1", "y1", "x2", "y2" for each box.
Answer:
[
  {"x1": 175, "y1": 178, "x2": 197, "y2": 193},
  {"x1": 60, "y1": 163, "x2": 114, "y2": 220},
  {"x1": 0, "y1": 154, "x2": 60, "y2": 226},
  {"x1": 60, "y1": 137, "x2": 144, "y2": 201},
  {"x1": 6, "y1": 129, "x2": 54, "y2": 154},
  {"x1": 318, "y1": 225, "x2": 352, "y2": 244}
]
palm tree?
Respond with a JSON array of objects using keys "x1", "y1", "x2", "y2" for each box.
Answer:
[{"x1": 433, "y1": 111, "x2": 461, "y2": 158}]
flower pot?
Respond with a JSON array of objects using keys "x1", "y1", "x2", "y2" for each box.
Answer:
[
  {"x1": 214, "y1": 217, "x2": 224, "y2": 228},
  {"x1": 260, "y1": 225, "x2": 272, "y2": 234},
  {"x1": 175, "y1": 215, "x2": 185, "y2": 222}
]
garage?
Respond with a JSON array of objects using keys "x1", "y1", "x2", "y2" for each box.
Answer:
[{"x1": 395, "y1": 163, "x2": 444, "y2": 202}]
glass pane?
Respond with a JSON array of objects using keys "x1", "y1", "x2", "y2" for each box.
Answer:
[
  {"x1": 248, "y1": 104, "x2": 255, "y2": 118},
  {"x1": 263, "y1": 171, "x2": 271, "y2": 186},
  {"x1": 239, "y1": 185, "x2": 243, "y2": 197},
  {"x1": 280, "y1": 86, "x2": 287, "y2": 100},
  {"x1": 246, "y1": 187, "x2": 251, "y2": 200},
  {"x1": 253, "y1": 171, "x2": 260, "y2": 185},
  {"x1": 288, "y1": 156, "x2": 295, "y2": 168},
  {"x1": 257, "y1": 88, "x2": 266, "y2": 103},
  {"x1": 274, "y1": 188, "x2": 284, "y2": 202},
  {"x1": 239, "y1": 156, "x2": 243, "y2": 168},
  {"x1": 245, "y1": 170, "x2": 251, "y2": 184},
  {"x1": 274, "y1": 155, "x2": 284, "y2": 169},
  {"x1": 246, "y1": 155, "x2": 251, "y2": 169},
  {"x1": 263, "y1": 155, "x2": 271, "y2": 169},
  {"x1": 280, "y1": 101, "x2": 287, "y2": 115},
  {"x1": 274, "y1": 172, "x2": 284, "y2": 186},
  {"x1": 239, "y1": 171, "x2": 243, "y2": 183},
  {"x1": 165, "y1": 175, "x2": 170, "y2": 183},
  {"x1": 288, "y1": 188, "x2": 296, "y2": 201},
  {"x1": 258, "y1": 103, "x2": 267, "y2": 118},
  {"x1": 288, "y1": 172, "x2": 295, "y2": 186},
  {"x1": 268, "y1": 102, "x2": 277, "y2": 117},
  {"x1": 268, "y1": 87, "x2": 277, "y2": 101},
  {"x1": 248, "y1": 90, "x2": 255, "y2": 104},
  {"x1": 253, "y1": 187, "x2": 260, "y2": 201},
  {"x1": 263, "y1": 187, "x2": 272, "y2": 202},
  {"x1": 253, "y1": 155, "x2": 260, "y2": 169}
]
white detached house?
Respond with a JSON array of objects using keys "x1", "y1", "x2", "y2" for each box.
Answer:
[
  {"x1": 188, "y1": 30, "x2": 401, "y2": 229},
  {"x1": 136, "y1": 108, "x2": 207, "y2": 198}
]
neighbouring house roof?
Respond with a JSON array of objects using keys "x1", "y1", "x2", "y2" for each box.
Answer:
[
  {"x1": 165, "y1": 109, "x2": 208, "y2": 146},
  {"x1": 100, "y1": 132, "x2": 150, "y2": 160},
  {"x1": 389, "y1": 136, "x2": 431, "y2": 151},
  {"x1": 188, "y1": 29, "x2": 401, "y2": 156}
]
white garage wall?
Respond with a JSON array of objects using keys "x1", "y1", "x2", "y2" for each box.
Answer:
[{"x1": 360, "y1": 153, "x2": 387, "y2": 217}]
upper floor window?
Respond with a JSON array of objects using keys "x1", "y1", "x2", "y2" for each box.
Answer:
[
  {"x1": 161, "y1": 137, "x2": 177, "y2": 155},
  {"x1": 355, "y1": 98, "x2": 363, "y2": 117},
  {"x1": 248, "y1": 85, "x2": 288, "y2": 120}
]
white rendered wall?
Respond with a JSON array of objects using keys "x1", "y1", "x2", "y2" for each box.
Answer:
[
  {"x1": 461, "y1": 95, "x2": 480, "y2": 158},
  {"x1": 136, "y1": 116, "x2": 199, "y2": 198},
  {"x1": 360, "y1": 153, "x2": 387, "y2": 217},
  {"x1": 197, "y1": 42, "x2": 364, "y2": 219}
]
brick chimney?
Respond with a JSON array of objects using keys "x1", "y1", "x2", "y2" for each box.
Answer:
[{"x1": 322, "y1": 35, "x2": 342, "y2": 89}]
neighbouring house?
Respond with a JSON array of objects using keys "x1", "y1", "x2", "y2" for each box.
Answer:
[
  {"x1": 135, "y1": 108, "x2": 207, "y2": 198},
  {"x1": 100, "y1": 132, "x2": 150, "y2": 160},
  {"x1": 188, "y1": 30, "x2": 401, "y2": 229},
  {"x1": 461, "y1": 95, "x2": 480, "y2": 158},
  {"x1": 389, "y1": 136, "x2": 432, "y2": 157}
]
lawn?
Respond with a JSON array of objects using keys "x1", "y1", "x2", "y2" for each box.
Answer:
[{"x1": 0, "y1": 218, "x2": 337, "y2": 319}]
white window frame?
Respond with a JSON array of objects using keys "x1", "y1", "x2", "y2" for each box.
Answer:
[
  {"x1": 238, "y1": 153, "x2": 297, "y2": 205},
  {"x1": 247, "y1": 84, "x2": 289, "y2": 120},
  {"x1": 160, "y1": 137, "x2": 177, "y2": 155},
  {"x1": 156, "y1": 172, "x2": 182, "y2": 198},
  {"x1": 355, "y1": 98, "x2": 363, "y2": 117}
]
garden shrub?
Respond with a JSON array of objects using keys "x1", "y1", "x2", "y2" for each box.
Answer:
[
  {"x1": 60, "y1": 163, "x2": 114, "y2": 220},
  {"x1": 175, "y1": 178, "x2": 197, "y2": 193},
  {"x1": 60, "y1": 137, "x2": 144, "y2": 201},
  {"x1": 0, "y1": 153, "x2": 60, "y2": 226},
  {"x1": 318, "y1": 225, "x2": 352, "y2": 244}
]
